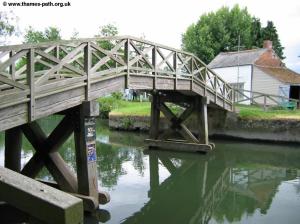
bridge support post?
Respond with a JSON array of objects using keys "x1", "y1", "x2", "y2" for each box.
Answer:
[
  {"x1": 5, "y1": 126, "x2": 22, "y2": 172},
  {"x1": 150, "y1": 92, "x2": 160, "y2": 139},
  {"x1": 74, "y1": 101, "x2": 100, "y2": 210},
  {"x1": 145, "y1": 91, "x2": 213, "y2": 153},
  {"x1": 197, "y1": 96, "x2": 209, "y2": 145}
]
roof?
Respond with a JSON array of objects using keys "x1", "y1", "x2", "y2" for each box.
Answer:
[
  {"x1": 256, "y1": 66, "x2": 300, "y2": 84},
  {"x1": 208, "y1": 49, "x2": 266, "y2": 68}
]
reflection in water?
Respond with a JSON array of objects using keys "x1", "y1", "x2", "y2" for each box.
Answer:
[{"x1": 0, "y1": 117, "x2": 300, "y2": 223}]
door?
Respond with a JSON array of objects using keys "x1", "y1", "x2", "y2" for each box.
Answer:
[{"x1": 278, "y1": 85, "x2": 290, "y2": 103}]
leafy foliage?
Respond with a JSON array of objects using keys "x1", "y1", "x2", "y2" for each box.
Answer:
[
  {"x1": 24, "y1": 26, "x2": 61, "y2": 43},
  {"x1": 0, "y1": 11, "x2": 18, "y2": 43},
  {"x1": 95, "y1": 23, "x2": 119, "y2": 50},
  {"x1": 16, "y1": 26, "x2": 62, "y2": 70},
  {"x1": 182, "y1": 5, "x2": 285, "y2": 63},
  {"x1": 261, "y1": 21, "x2": 284, "y2": 59},
  {"x1": 98, "y1": 91, "x2": 124, "y2": 118}
]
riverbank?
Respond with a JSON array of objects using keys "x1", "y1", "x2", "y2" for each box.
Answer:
[{"x1": 108, "y1": 103, "x2": 300, "y2": 143}]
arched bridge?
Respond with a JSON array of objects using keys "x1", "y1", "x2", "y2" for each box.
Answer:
[
  {"x1": 0, "y1": 36, "x2": 233, "y2": 132},
  {"x1": 0, "y1": 36, "x2": 234, "y2": 217}
]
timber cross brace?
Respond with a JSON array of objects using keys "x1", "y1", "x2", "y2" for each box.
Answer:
[
  {"x1": 4, "y1": 101, "x2": 110, "y2": 212},
  {"x1": 145, "y1": 91, "x2": 215, "y2": 153}
]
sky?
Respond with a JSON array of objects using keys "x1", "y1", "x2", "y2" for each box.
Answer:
[{"x1": 2, "y1": 0, "x2": 300, "y2": 72}]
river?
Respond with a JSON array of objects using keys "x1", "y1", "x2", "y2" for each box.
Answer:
[{"x1": 0, "y1": 117, "x2": 300, "y2": 224}]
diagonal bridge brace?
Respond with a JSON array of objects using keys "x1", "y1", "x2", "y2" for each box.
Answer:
[
  {"x1": 145, "y1": 92, "x2": 214, "y2": 153},
  {"x1": 15, "y1": 104, "x2": 110, "y2": 211},
  {"x1": 159, "y1": 103, "x2": 199, "y2": 143},
  {"x1": 21, "y1": 115, "x2": 77, "y2": 192}
]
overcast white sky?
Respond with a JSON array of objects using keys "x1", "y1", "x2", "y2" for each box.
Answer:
[{"x1": 2, "y1": 0, "x2": 300, "y2": 71}]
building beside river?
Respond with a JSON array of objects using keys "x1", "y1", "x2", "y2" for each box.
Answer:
[{"x1": 209, "y1": 40, "x2": 300, "y2": 104}]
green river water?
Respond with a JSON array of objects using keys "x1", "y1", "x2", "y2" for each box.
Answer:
[{"x1": 0, "y1": 116, "x2": 300, "y2": 224}]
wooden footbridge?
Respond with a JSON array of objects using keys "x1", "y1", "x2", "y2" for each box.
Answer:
[{"x1": 0, "y1": 36, "x2": 234, "y2": 222}]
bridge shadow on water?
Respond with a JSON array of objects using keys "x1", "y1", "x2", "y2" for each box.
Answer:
[{"x1": 0, "y1": 118, "x2": 300, "y2": 223}]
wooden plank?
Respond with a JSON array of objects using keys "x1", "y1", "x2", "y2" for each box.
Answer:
[
  {"x1": 0, "y1": 166, "x2": 83, "y2": 224},
  {"x1": 130, "y1": 40, "x2": 154, "y2": 69},
  {"x1": 35, "y1": 76, "x2": 86, "y2": 93},
  {"x1": 34, "y1": 48, "x2": 85, "y2": 79},
  {"x1": 35, "y1": 86, "x2": 85, "y2": 109},
  {"x1": 35, "y1": 93, "x2": 85, "y2": 120},
  {"x1": 156, "y1": 77, "x2": 175, "y2": 90},
  {"x1": 0, "y1": 73, "x2": 28, "y2": 90},
  {"x1": 35, "y1": 44, "x2": 86, "y2": 86},
  {"x1": 157, "y1": 48, "x2": 175, "y2": 72},
  {"x1": 129, "y1": 76, "x2": 153, "y2": 89},
  {"x1": 90, "y1": 40, "x2": 126, "y2": 66},
  {"x1": 128, "y1": 46, "x2": 153, "y2": 67},
  {"x1": 0, "y1": 112, "x2": 28, "y2": 133},
  {"x1": 90, "y1": 75, "x2": 125, "y2": 98},
  {"x1": 0, "y1": 49, "x2": 28, "y2": 72},
  {"x1": 0, "y1": 102, "x2": 27, "y2": 121},
  {"x1": 145, "y1": 139, "x2": 212, "y2": 153}
]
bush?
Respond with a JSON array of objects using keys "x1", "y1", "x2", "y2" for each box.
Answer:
[
  {"x1": 98, "y1": 92, "x2": 123, "y2": 118},
  {"x1": 111, "y1": 91, "x2": 123, "y2": 100},
  {"x1": 99, "y1": 97, "x2": 117, "y2": 118}
]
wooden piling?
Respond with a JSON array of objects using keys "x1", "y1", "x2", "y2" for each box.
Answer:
[
  {"x1": 198, "y1": 96, "x2": 209, "y2": 145},
  {"x1": 74, "y1": 101, "x2": 100, "y2": 210},
  {"x1": 150, "y1": 93, "x2": 160, "y2": 139},
  {"x1": 5, "y1": 127, "x2": 22, "y2": 172}
]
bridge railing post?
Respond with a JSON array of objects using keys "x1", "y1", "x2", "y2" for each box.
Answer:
[
  {"x1": 84, "y1": 42, "x2": 91, "y2": 100},
  {"x1": 173, "y1": 51, "x2": 177, "y2": 90},
  {"x1": 124, "y1": 38, "x2": 130, "y2": 89},
  {"x1": 152, "y1": 46, "x2": 157, "y2": 89},
  {"x1": 27, "y1": 48, "x2": 35, "y2": 122}
]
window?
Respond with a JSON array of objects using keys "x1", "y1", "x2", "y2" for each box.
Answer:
[{"x1": 230, "y1": 82, "x2": 245, "y2": 102}]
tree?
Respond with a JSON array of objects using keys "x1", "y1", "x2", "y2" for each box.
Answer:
[
  {"x1": 251, "y1": 17, "x2": 263, "y2": 48},
  {"x1": 261, "y1": 21, "x2": 284, "y2": 59},
  {"x1": 24, "y1": 26, "x2": 61, "y2": 43},
  {"x1": 0, "y1": 11, "x2": 18, "y2": 44},
  {"x1": 182, "y1": 5, "x2": 253, "y2": 63},
  {"x1": 95, "y1": 23, "x2": 119, "y2": 51},
  {"x1": 16, "y1": 27, "x2": 62, "y2": 70},
  {"x1": 182, "y1": 5, "x2": 285, "y2": 63},
  {"x1": 97, "y1": 23, "x2": 118, "y2": 37}
]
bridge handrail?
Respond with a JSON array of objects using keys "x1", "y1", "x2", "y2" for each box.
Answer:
[
  {"x1": 0, "y1": 36, "x2": 232, "y2": 86},
  {"x1": 234, "y1": 88, "x2": 299, "y2": 109},
  {"x1": 0, "y1": 36, "x2": 234, "y2": 120}
]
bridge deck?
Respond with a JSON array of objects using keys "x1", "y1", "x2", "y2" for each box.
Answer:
[{"x1": 0, "y1": 36, "x2": 233, "y2": 132}]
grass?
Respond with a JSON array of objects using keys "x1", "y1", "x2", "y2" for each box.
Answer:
[
  {"x1": 110, "y1": 101, "x2": 151, "y2": 116},
  {"x1": 236, "y1": 104, "x2": 300, "y2": 120},
  {"x1": 109, "y1": 100, "x2": 300, "y2": 120}
]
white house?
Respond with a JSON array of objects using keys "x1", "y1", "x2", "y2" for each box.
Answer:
[{"x1": 208, "y1": 40, "x2": 300, "y2": 105}]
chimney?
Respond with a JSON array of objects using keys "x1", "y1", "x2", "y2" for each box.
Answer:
[{"x1": 263, "y1": 40, "x2": 273, "y2": 49}]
